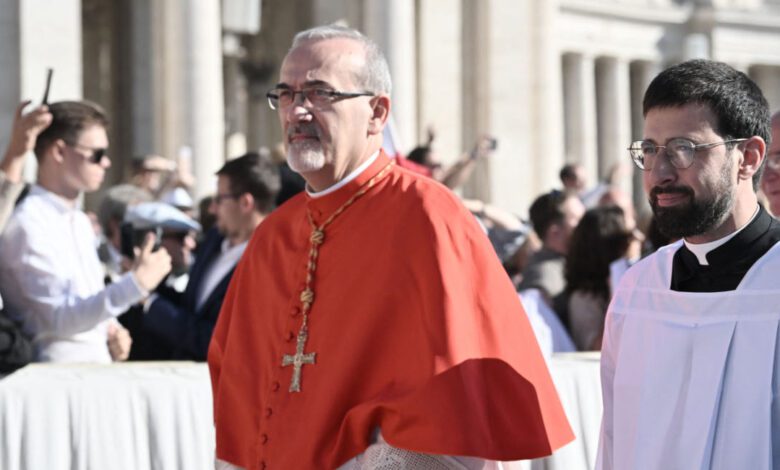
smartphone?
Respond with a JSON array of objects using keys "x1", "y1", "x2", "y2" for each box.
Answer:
[
  {"x1": 120, "y1": 222, "x2": 162, "y2": 260},
  {"x1": 487, "y1": 137, "x2": 498, "y2": 151},
  {"x1": 41, "y1": 68, "x2": 53, "y2": 105}
]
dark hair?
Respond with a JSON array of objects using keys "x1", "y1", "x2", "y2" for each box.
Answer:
[
  {"x1": 565, "y1": 206, "x2": 631, "y2": 301},
  {"x1": 559, "y1": 164, "x2": 579, "y2": 182},
  {"x1": 643, "y1": 59, "x2": 771, "y2": 188},
  {"x1": 528, "y1": 190, "x2": 571, "y2": 240},
  {"x1": 216, "y1": 152, "x2": 281, "y2": 214},
  {"x1": 406, "y1": 145, "x2": 432, "y2": 166},
  {"x1": 34, "y1": 101, "x2": 109, "y2": 160}
]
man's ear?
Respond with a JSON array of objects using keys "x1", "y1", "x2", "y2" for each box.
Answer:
[
  {"x1": 739, "y1": 136, "x2": 766, "y2": 182},
  {"x1": 367, "y1": 94, "x2": 390, "y2": 136},
  {"x1": 48, "y1": 139, "x2": 67, "y2": 164},
  {"x1": 238, "y1": 192, "x2": 255, "y2": 213}
]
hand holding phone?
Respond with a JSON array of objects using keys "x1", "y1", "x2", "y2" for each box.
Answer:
[
  {"x1": 120, "y1": 222, "x2": 162, "y2": 260},
  {"x1": 131, "y1": 231, "x2": 172, "y2": 292}
]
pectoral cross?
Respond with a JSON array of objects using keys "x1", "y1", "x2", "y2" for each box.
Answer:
[{"x1": 281, "y1": 328, "x2": 316, "y2": 392}]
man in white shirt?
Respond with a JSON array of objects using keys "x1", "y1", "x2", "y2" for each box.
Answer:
[
  {"x1": 0, "y1": 100, "x2": 171, "y2": 363},
  {"x1": 598, "y1": 60, "x2": 780, "y2": 469},
  {"x1": 137, "y1": 152, "x2": 279, "y2": 361}
]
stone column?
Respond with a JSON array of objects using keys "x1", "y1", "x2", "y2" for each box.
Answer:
[
  {"x1": 530, "y1": 0, "x2": 564, "y2": 191},
  {"x1": 223, "y1": 36, "x2": 249, "y2": 159},
  {"x1": 630, "y1": 60, "x2": 660, "y2": 216},
  {"x1": 181, "y1": 0, "x2": 225, "y2": 199},
  {"x1": 462, "y1": 0, "x2": 535, "y2": 215},
  {"x1": 363, "y1": 0, "x2": 417, "y2": 153},
  {"x1": 416, "y1": 0, "x2": 462, "y2": 167},
  {"x1": 0, "y1": 0, "x2": 82, "y2": 180},
  {"x1": 562, "y1": 53, "x2": 598, "y2": 189},
  {"x1": 596, "y1": 56, "x2": 632, "y2": 196},
  {"x1": 750, "y1": 65, "x2": 780, "y2": 112},
  {"x1": 126, "y1": 0, "x2": 166, "y2": 160},
  {"x1": 312, "y1": 0, "x2": 362, "y2": 27}
]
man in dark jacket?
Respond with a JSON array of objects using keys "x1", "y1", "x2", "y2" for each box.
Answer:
[{"x1": 127, "y1": 152, "x2": 279, "y2": 360}]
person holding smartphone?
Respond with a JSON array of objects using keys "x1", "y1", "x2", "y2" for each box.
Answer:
[{"x1": 0, "y1": 101, "x2": 172, "y2": 363}]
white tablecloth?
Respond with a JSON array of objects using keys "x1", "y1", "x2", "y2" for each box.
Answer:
[
  {"x1": 0, "y1": 362, "x2": 214, "y2": 470},
  {"x1": 0, "y1": 355, "x2": 601, "y2": 470},
  {"x1": 532, "y1": 352, "x2": 602, "y2": 470}
]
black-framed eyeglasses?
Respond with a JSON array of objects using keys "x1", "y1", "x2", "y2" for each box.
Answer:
[
  {"x1": 266, "y1": 87, "x2": 375, "y2": 110},
  {"x1": 213, "y1": 193, "x2": 239, "y2": 204},
  {"x1": 628, "y1": 138, "x2": 747, "y2": 171},
  {"x1": 66, "y1": 142, "x2": 108, "y2": 164}
]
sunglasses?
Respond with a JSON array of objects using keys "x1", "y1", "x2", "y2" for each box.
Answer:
[{"x1": 66, "y1": 142, "x2": 108, "y2": 164}]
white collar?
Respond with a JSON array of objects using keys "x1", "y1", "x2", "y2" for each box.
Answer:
[
  {"x1": 306, "y1": 151, "x2": 380, "y2": 199},
  {"x1": 221, "y1": 238, "x2": 249, "y2": 255},
  {"x1": 683, "y1": 205, "x2": 759, "y2": 266},
  {"x1": 29, "y1": 184, "x2": 79, "y2": 212}
]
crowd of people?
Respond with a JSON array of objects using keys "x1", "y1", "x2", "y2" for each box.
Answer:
[{"x1": 2, "y1": 22, "x2": 780, "y2": 470}]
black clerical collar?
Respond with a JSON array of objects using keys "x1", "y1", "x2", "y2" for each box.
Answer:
[{"x1": 671, "y1": 205, "x2": 780, "y2": 292}]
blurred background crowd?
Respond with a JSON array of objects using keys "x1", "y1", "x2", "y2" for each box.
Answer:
[{"x1": 4, "y1": 0, "x2": 780, "y2": 369}]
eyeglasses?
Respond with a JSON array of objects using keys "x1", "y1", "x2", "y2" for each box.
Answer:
[
  {"x1": 66, "y1": 142, "x2": 108, "y2": 164},
  {"x1": 213, "y1": 193, "x2": 239, "y2": 204},
  {"x1": 628, "y1": 138, "x2": 747, "y2": 170},
  {"x1": 266, "y1": 86, "x2": 374, "y2": 110}
]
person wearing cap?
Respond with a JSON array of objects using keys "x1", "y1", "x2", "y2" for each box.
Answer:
[
  {"x1": 96, "y1": 184, "x2": 154, "y2": 283},
  {"x1": 159, "y1": 186, "x2": 195, "y2": 217},
  {"x1": 123, "y1": 201, "x2": 201, "y2": 290},
  {"x1": 118, "y1": 201, "x2": 201, "y2": 360},
  {"x1": 0, "y1": 101, "x2": 171, "y2": 363},
  {"x1": 135, "y1": 152, "x2": 279, "y2": 361}
]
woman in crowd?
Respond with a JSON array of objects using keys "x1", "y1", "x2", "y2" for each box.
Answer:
[{"x1": 564, "y1": 205, "x2": 633, "y2": 350}]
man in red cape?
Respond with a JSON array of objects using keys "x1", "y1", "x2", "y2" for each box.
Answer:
[{"x1": 209, "y1": 25, "x2": 573, "y2": 470}]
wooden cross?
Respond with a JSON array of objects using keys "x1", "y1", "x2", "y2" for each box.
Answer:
[{"x1": 281, "y1": 328, "x2": 316, "y2": 392}]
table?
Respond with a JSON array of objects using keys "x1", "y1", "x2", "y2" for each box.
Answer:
[
  {"x1": 532, "y1": 352, "x2": 602, "y2": 470},
  {"x1": 0, "y1": 362, "x2": 214, "y2": 470},
  {"x1": 0, "y1": 354, "x2": 601, "y2": 470}
]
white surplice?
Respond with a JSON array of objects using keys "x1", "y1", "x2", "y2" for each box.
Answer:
[{"x1": 598, "y1": 240, "x2": 780, "y2": 470}]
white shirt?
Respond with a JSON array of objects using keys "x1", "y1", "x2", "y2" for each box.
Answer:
[
  {"x1": 0, "y1": 185, "x2": 146, "y2": 363},
  {"x1": 306, "y1": 151, "x2": 380, "y2": 198},
  {"x1": 597, "y1": 240, "x2": 780, "y2": 470},
  {"x1": 196, "y1": 239, "x2": 247, "y2": 311},
  {"x1": 519, "y1": 288, "x2": 576, "y2": 355}
]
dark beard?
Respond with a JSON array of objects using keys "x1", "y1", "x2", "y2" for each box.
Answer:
[{"x1": 650, "y1": 184, "x2": 733, "y2": 240}]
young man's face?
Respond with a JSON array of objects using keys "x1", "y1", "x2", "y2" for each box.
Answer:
[
  {"x1": 642, "y1": 103, "x2": 739, "y2": 240},
  {"x1": 210, "y1": 175, "x2": 243, "y2": 239},
  {"x1": 61, "y1": 124, "x2": 111, "y2": 193}
]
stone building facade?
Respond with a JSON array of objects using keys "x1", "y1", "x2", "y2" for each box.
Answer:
[{"x1": 3, "y1": 0, "x2": 780, "y2": 215}]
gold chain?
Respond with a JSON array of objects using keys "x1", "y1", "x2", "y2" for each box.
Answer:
[{"x1": 283, "y1": 160, "x2": 394, "y2": 392}]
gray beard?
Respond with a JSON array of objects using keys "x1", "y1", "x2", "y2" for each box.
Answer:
[{"x1": 287, "y1": 142, "x2": 325, "y2": 174}]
